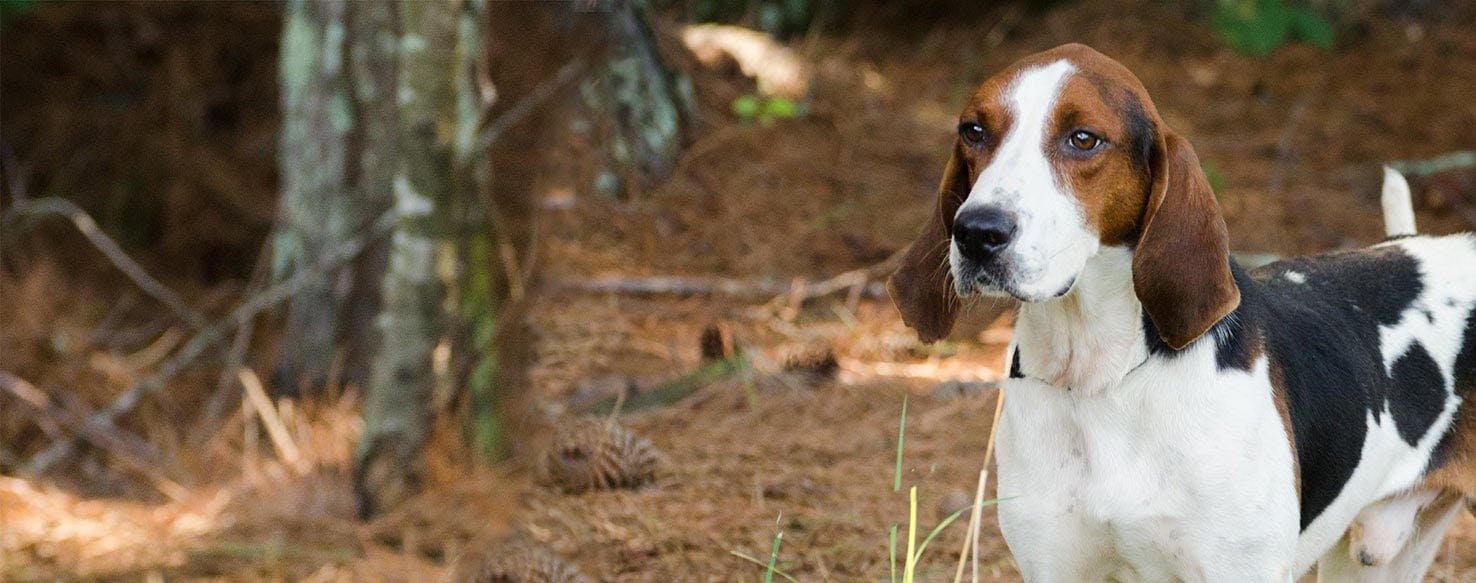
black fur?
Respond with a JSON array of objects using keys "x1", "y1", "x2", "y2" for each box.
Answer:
[
  {"x1": 1009, "y1": 347, "x2": 1024, "y2": 379},
  {"x1": 1388, "y1": 342, "x2": 1447, "y2": 446},
  {"x1": 1121, "y1": 95, "x2": 1155, "y2": 175},
  {"x1": 1144, "y1": 245, "x2": 1432, "y2": 530}
]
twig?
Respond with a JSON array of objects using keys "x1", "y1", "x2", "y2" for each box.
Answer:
[
  {"x1": 0, "y1": 371, "x2": 72, "y2": 441},
  {"x1": 464, "y1": 59, "x2": 586, "y2": 169},
  {"x1": 23, "y1": 210, "x2": 398, "y2": 475},
  {"x1": 0, "y1": 370, "x2": 181, "y2": 498},
  {"x1": 1386, "y1": 150, "x2": 1476, "y2": 178},
  {"x1": 582, "y1": 355, "x2": 745, "y2": 416},
  {"x1": 460, "y1": 60, "x2": 581, "y2": 301},
  {"x1": 551, "y1": 275, "x2": 802, "y2": 298},
  {"x1": 1, "y1": 144, "x2": 29, "y2": 207},
  {"x1": 955, "y1": 387, "x2": 1006, "y2": 583},
  {"x1": 3, "y1": 197, "x2": 207, "y2": 329},
  {"x1": 1267, "y1": 94, "x2": 1311, "y2": 200},
  {"x1": 194, "y1": 232, "x2": 274, "y2": 445},
  {"x1": 548, "y1": 270, "x2": 891, "y2": 302},
  {"x1": 238, "y1": 368, "x2": 304, "y2": 472}
]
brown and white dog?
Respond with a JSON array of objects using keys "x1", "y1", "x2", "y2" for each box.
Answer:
[{"x1": 888, "y1": 44, "x2": 1476, "y2": 581}]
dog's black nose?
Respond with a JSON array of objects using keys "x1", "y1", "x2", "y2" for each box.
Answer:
[{"x1": 953, "y1": 207, "x2": 1017, "y2": 262}]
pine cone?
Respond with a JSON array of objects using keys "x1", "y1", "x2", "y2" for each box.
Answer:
[
  {"x1": 455, "y1": 547, "x2": 591, "y2": 583},
  {"x1": 545, "y1": 419, "x2": 659, "y2": 493},
  {"x1": 779, "y1": 343, "x2": 839, "y2": 384},
  {"x1": 699, "y1": 322, "x2": 735, "y2": 361}
]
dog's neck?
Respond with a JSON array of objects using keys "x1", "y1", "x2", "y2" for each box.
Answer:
[{"x1": 1013, "y1": 246, "x2": 1149, "y2": 396}]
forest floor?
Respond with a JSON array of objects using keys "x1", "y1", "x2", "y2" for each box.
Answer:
[{"x1": 3, "y1": 0, "x2": 1476, "y2": 581}]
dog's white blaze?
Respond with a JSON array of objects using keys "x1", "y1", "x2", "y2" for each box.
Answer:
[{"x1": 953, "y1": 59, "x2": 1098, "y2": 300}]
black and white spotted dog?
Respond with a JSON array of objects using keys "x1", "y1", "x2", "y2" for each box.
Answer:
[{"x1": 888, "y1": 44, "x2": 1476, "y2": 581}]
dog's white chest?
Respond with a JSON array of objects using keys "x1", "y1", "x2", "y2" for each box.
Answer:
[{"x1": 995, "y1": 347, "x2": 1301, "y2": 582}]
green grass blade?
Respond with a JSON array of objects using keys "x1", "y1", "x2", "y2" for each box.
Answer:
[
  {"x1": 894, "y1": 395, "x2": 907, "y2": 492},
  {"x1": 888, "y1": 523, "x2": 898, "y2": 583},
  {"x1": 729, "y1": 551, "x2": 800, "y2": 583},
  {"x1": 765, "y1": 531, "x2": 783, "y2": 583},
  {"x1": 914, "y1": 503, "x2": 972, "y2": 563},
  {"x1": 903, "y1": 486, "x2": 918, "y2": 582}
]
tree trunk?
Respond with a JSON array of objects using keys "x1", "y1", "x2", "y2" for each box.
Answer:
[
  {"x1": 272, "y1": 0, "x2": 395, "y2": 398},
  {"x1": 451, "y1": 1, "x2": 507, "y2": 462},
  {"x1": 354, "y1": 0, "x2": 478, "y2": 519},
  {"x1": 585, "y1": 0, "x2": 695, "y2": 199}
]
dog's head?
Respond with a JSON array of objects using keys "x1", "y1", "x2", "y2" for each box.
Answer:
[{"x1": 888, "y1": 44, "x2": 1238, "y2": 349}]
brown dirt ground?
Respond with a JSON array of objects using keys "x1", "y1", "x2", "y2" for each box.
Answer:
[{"x1": 2, "y1": 0, "x2": 1475, "y2": 581}]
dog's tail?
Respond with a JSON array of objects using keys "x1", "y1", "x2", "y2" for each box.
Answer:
[{"x1": 1382, "y1": 166, "x2": 1417, "y2": 238}]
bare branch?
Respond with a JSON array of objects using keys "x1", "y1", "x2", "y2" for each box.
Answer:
[
  {"x1": 23, "y1": 210, "x2": 399, "y2": 475},
  {"x1": 0, "y1": 370, "x2": 176, "y2": 495},
  {"x1": 547, "y1": 247, "x2": 904, "y2": 305},
  {"x1": 1387, "y1": 150, "x2": 1476, "y2": 178},
  {"x1": 3, "y1": 197, "x2": 208, "y2": 330},
  {"x1": 464, "y1": 59, "x2": 586, "y2": 168}
]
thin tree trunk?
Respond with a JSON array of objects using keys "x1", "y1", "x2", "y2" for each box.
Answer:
[
  {"x1": 273, "y1": 0, "x2": 395, "y2": 398},
  {"x1": 451, "y1": 0, "x2": 506, "y2": 461},
  {"x1": 339, "y1": 1, "x2": 400, "y2": 394},
  {"x1": 354, "y1": 0, "x2": 466, "y2": 519},
  {"x1": 585, "y1": 0, "x2": 695, "y2": 199}
]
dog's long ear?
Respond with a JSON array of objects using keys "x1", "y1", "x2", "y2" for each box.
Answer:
[
  {"x1": 888, "y1": 143, "x2": 971, "y2": 343},
  {"x1": 1133, "y1": 130, "x2": 1239, "y2": 350}
]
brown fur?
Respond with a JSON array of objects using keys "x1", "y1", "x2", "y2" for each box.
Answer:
[
  {"x1": 1421, "y1": 390, "x2": 1476, "y2": 500},
  {"x1": 890, "y1": 43, "x2": 1239, "y2": 350},
  {"x1": 886, "y1": 143, "x2": 970, "y2": 343},
  {"x1": 1132, "y1": 129, "x2": 1240, "y2": 349},
  {"x1": 1268, "y1": 357, "x2": 1303, "y2": 501}
]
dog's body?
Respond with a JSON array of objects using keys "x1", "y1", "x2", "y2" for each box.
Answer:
[{"x1": 888, "y1": 44, "x2": 1475, "y2": 581}]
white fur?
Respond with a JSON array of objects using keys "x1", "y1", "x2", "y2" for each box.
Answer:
[
  {"x1": 1013, "y1": 247, "x2": 1146, "y2": 395},
  {"x1": 952, "y1": 60, "x2": 1098, "y2": 301},
  {"x1": 994, "y1": 235, "x2": 1476, "y2": 581},
  {"x1": 1382, "y1": 167, "x2": 1417, "y2": 238},
  {"x1": 1285, "y1": 270, "x2": 1307, "y2": 284},
  {"x1": 1319, "y1": 491, "x2": 1466, "y2": 583},
  {"x1": 998, "y1": 248, "x2": 1300, "y2": 582},
  {"x1": 1346, "y1": 489, "x2": 1440, "y2": 567}
]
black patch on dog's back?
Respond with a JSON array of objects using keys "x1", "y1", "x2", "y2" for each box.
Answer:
[
  {"x1": 1388, "y1": 342, "x2": 1447, "y2": 445},
  {"x1": 1251, "y1": 246, "x2": 1425, "y2": 529},
  {"x1": 1141, "y1": 245, "x2": 1427, "y2": 530}
]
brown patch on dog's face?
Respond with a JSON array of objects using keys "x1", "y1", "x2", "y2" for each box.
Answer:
[
  {"x1": 1047, "y1": 73, "x2": 1154, "y2": 246},
  {"x1": 893, "y1": 44, "x2": 1238, "y2": 348},
  {"x1": 956, "y1": 44, "x2": 1160, "y2": 248}
]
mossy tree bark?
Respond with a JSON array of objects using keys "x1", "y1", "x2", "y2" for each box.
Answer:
[
  {"x1": 354, "y1": 0, "x2": 490, "y2": 518},
  {"x1": 273, "y1": 0, "x2": 396, "y2": 398},
  {"x1": 584, "y1": 0, "x2": 695, "y2": 199}
]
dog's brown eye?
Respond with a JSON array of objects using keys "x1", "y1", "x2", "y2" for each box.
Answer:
[
  {"x1": 958, "y1": 122, "x2": 987, "y2": 145},
  {"x1": 1068, "y1": 130, "x2": 1102, "y2": 152}
]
